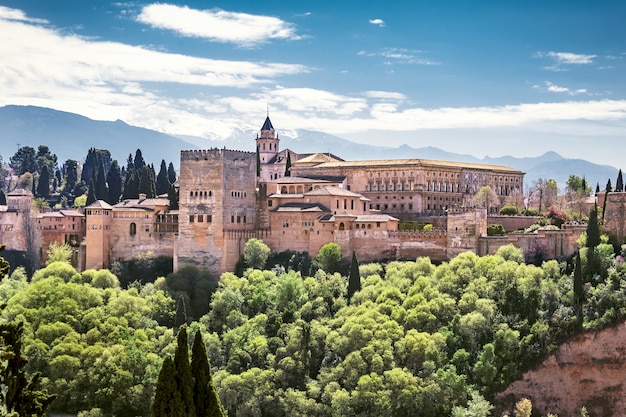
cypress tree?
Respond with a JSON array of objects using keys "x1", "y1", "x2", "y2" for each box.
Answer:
[
  {"x1": 123, "y1": 171, "x2": 139, "y2": 200},
  {"x1": 256, "y1": 146, "x2": 261, "y2": 177},
  {"x1": 125, "y1": 153, "x2": 134, "y2": 173},
  {"x1": 573, "y1": 251, "x2": 584, "y2": 329},
  {"x1": 347, "y1": 251, "x2": 361, "y2": 302},
  {"x1": 617, "y1": 169, "x2": 624, "y2": 192},
  {"x1": 156, "y1": 160, "x2": 170, "y2": 196},
  {"x1": 174, "y1": 326, "x2": 196, "y2": 417},
  {"x1": 0, "y1": 189, "x2": 7, "y2": 206},
  {"x1": 168, "y1": 162, "x2": 177, "y2": 184},
  {"x1": 134, "y1": 149, "x2": 146, "y2": 172},
  {"x1": 168, "y1": 183, "x2": 179, "y2": 210},
  {"x1": 191, "y1": 330, "x2": 226, "y2": 417},
  {"x1": 81, "y1": 148, "x2": 95, "y2": 184},
  {"x1": 86, "y1": 179, "x2": 97, "y2": 206},
  {"x1": 586, "y1": 206, "x2": 601, "y2": 249},
  {"x1": 37, "y1": 165, "x2": 50, "y2": 198},
  {"x1": 106, "y1": 160, "x2": 123, "y2": 204},
  {"x1": 284, "y1": 152, "x2": 292, "y2": 177},
  {"x1": 151, "y1": 356, "x2": 185, "y2": 417},
  {"x1": 64, "y1": 159, "x2": 79, "y2": 193},
  {"x1": 139, "y1": 165, "x2": 156, "y2": 198},
  {"x1": 95, "y1": 161, "x2": 109, "y2": 201}
]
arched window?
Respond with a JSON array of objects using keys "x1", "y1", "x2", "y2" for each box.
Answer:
[
  {"x1": 130, "y1": 222, "x2": 136, "y2": 235},
  {"x1": 339, "y1": 222, "x2": 345, "y2": 231}
]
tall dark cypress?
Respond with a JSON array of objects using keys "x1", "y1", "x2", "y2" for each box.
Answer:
[
  {"x1": 139, "y1": 165, "x2": 156, "y2": 198},
  {"x1": 37, "y1": 165, "x2": 50, "y2": 198},
  {"x1": 617, "y1": 169, "x2": 624, "y2": 192},
  {"x1": 573, "y1": 250, "x2": 584, "y2": 329},
  {"x1": 191, "y1": 330, "x2": 226, "y2": 417},
  {"x1": 174, "y1": 326, "x2": 196, "y2": 417},
  {"x1": 0, "y1": 189, "x2": 6, "y2": 206},
  {"x1": 151, "y1": 356, "x2": 185, "y2": 417},
  {"x1": 156, "y1": 160, "x2": 170, "y2": 196},
  {"x1": 586, "y1": 205, "x2": 601, "y2": 249},
  {"x1": 123, "y1": 170, "x2": 139, "y2": 199},
  {"x1": 347, "y1": 251, "x2": 361, "y2": 302},
  {"x1": 168, "y1": 183, "x2": 179, "y2": 210},
  {"x1": 106, "y1": 160, "x2": 123, "y2": 204},
  {"x1": 284, "y1": 152, "x2": 292, "y2": 177},
  {"x1": 256, "y1": 146, "x2": 261, "y2": 177},
  {"x1": 134, "y1": 149, "x2": 146, "y2": 172},
  {"x1": 86, "y1": 179, "x2": 97, "y2": 206},
  {"x1": 95, "y1": 161, "x2": 109, "y2": 202},
  {"x1": 168, "y1": 162, "x2": 177, "y2": 184}
]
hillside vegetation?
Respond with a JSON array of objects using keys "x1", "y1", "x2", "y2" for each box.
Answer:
[{"x1": 1, "y1": 242, "x2": 626, "y2": 416}]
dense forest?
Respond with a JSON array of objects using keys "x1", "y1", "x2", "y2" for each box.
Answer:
[{"x1": 1, "y1": 233, "x2": 625, "y2": 416}]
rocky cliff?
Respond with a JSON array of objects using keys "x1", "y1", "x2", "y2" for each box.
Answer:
[{"x1": 496, "y1": 320, "x2": 626, "y2": 417}]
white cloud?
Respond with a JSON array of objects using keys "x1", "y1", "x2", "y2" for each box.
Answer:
[
  {"x1": 0, "y1": 7, "x2": 308, "y2": 123},
  {"x1": 369, "y1": 18, "x2": 385, "y2": 27},
  {"x1": 537, "y1": 51, "x2": 597, "y2": 71},
  {"x1": 360, "y1": 47, "x2": 439, "y2": 65},
  {"x1": 137, "y1": 4, "x2": 302, "y2": 46},
  {"x1": 546, "y1": 51, "x2": 596, "y2": 65},
  {"x1": 0, "y1": 6, "x2": 48, "y2": 23},
  {"x1": 363, "y1": 91, "x2": 407, "y2": 100},
  {"x1": 544, "y1": 82, "x2": 587, "y2": 96}
]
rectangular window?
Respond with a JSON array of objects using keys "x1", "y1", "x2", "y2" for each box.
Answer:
[
  {"x1": 268, "y1": 200, "x2": 273, "y2": 207},
  {"x1": 197, "y1": 215, "x2": 203, "y2": 222},
  {"x1": 207, "y1": 215, "x2": 212, "y2": 223},
  {"x1": 189, "y1": 215, "x2": 194, "y2": 223}
]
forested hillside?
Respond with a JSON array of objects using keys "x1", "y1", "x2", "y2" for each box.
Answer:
[{"x1": 1, "y1": 241, "x2": 625, "y2": 416}]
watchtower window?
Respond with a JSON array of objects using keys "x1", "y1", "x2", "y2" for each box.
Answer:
[{"x1": 130, "y1": 222, "x2": 136, "y2": 235}]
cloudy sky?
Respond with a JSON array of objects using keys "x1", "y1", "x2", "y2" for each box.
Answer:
[{"x1": 1, "y1": 1, "x2": 626, "y2": 168}]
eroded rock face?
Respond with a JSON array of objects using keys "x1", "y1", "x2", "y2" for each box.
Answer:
[{"x1": 496, "y1": 320, "x2": 626, "y2": 417}]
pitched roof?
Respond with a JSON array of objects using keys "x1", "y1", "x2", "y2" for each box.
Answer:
[
  {"x1": 306, "y1": 158, "x2": 524, "y2": 173},
  {"x1": 273, "y1": 202, "x2": 330, "y2": 213},
  {"x1": 86, "y1": 200, "x2": 112, "y2": 209},
  {"x1": 261, "y1": 116, "x2": 274, "y2": 131},
  {"x1": 293, "y1": 153, "x2": 343, "y2": 165},
  {"x1": 304, "y1": 186, "x2": 362, "y2": 198}
]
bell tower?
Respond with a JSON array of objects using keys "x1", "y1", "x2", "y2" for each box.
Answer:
[{"x1": 256, "y1": 111, "x2": 279, "y2": 166}]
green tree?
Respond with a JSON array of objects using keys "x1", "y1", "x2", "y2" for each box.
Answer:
[
  {"x1": 138, "y1": 165, "x2": 156, "y2": 198},
  {"x1": 167, "y1": 162, "x2": 177, "y2": 185},
  {"x1": 616, "y1": 169, "x2": 624, "y2": 192},
  {"x1": 9, "y1": 146, "x2": 37, "y2": 176},
  {"x1": 243, "y1": 238, "x2": 271, "y2": 270},
  {"x1": 347, "y1": 251, "x2": 361, "y2": 302},
  {"x1": 123, "y1": 170, "x2": 139, "y2": 200},
  {"x1": 106, "y1": 160, "x2": 122, "y2": 204},
  {"x1": 0, "y1": 318, "x2": 56, "y2": 416},
  {"x1": 314, "y1": 243, "x2": 342, "y2": 274},
  {"x1": 191, "y1": 330, "x2": 226, "y2": 417},
  {"x1": 86, "y1": 179, "x2": 97, "y2": 206},
  {"x1": 156, "y1": 160, "x2": 169, "y2": 196},
  {"x1": 573, "y1": 251, "x2": 584, "y2": 329},
  {"x1": 151, "y1": 356, "x2": 184, "y2": 417},
  {"x1": 45, "y1": 242, "x2": 73, "y2": 265},
  {"x1": 36, "y1": 165, "x2": 50, "y2": 198},
  {"x1": 586, "y1": 206, "x2": 601, "y2": 249},
  {"x1": 174, "y1": 326, "x2": 196, "y2": 417},
  {"x1": 0, "y1": 244, "x2": 9, "y2": 278},
  {"x1": 95, "y1": 162, "x2": 109, "y2": 202},
  {"x1": 284, "y1": 152, "x2": 292, "y2": 177},
  {"x1": 472, "y1": 185, "x2": 499, "y2": 213},
  {"x1": 168, "y1": 184, "x2": 179, "y2": 210},
  {"x1": 0, "y1": 190, "x2": 6, "y2": 207},
  {"x1": 63, "y1": 159, "x2": 79, "y2": 193},
  {"x1": 134, "y1": 149, "x2": 146, "y2": 172}
]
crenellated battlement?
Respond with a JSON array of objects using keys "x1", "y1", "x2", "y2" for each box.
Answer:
[{"x1": 181, "y1": 148, "x2": 255, "y2": 161}]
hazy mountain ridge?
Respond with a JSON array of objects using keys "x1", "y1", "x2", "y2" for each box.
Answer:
[{"x1": 0, "y1": 105, "x2": 618, "y2": 189}]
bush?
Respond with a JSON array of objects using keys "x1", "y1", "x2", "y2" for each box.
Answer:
[
  {"x1": 523, "y1": 208, "x2": 540, "y2": 216},
  {"x1": 487, "y1": 224, "x2": 505, "y2": 236},
  {"x1": 499, "y1": 205, "x2": 519, "y2": 215}
]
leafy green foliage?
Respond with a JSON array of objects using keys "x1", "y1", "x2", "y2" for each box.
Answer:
[
  {"x1": 314, "y1": 242, "x2": 342, "y2": 274},
  {"x1": 499, "y1": 205, "x2": 519, "y2": 215},
  {"x1": 243, "y1": 238, "x2": 271, "y2": 270},
  {"x1": 487, "y1": 224, "x2": 505, "y2": 236}
]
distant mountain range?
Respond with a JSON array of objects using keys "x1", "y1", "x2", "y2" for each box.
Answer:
[{"x1": 0, "y1": 105, "x2": 619, "y2": 191}]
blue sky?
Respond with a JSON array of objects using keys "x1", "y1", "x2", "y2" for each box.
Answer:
[{"x1": 1, "y1": 1, "x2": 626, "y2": 169}]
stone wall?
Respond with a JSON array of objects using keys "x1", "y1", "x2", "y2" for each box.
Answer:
[
  {"x1": 604, "y1": 192, "x2": 626, "y2": 242},
  {"x1": 176, "y1": 149, "x2": 258, "y2": 276},
  {"x1": 488, "y1": 215, "x2": 541, "y2": 232}
]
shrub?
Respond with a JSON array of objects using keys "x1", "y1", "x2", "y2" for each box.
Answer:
[
  {"x1": 487, "y1": 224, "x2": 505, "y2": 236},
  {"x1": 499, "y1": 205, "x2": 519, "y2": 215}
]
